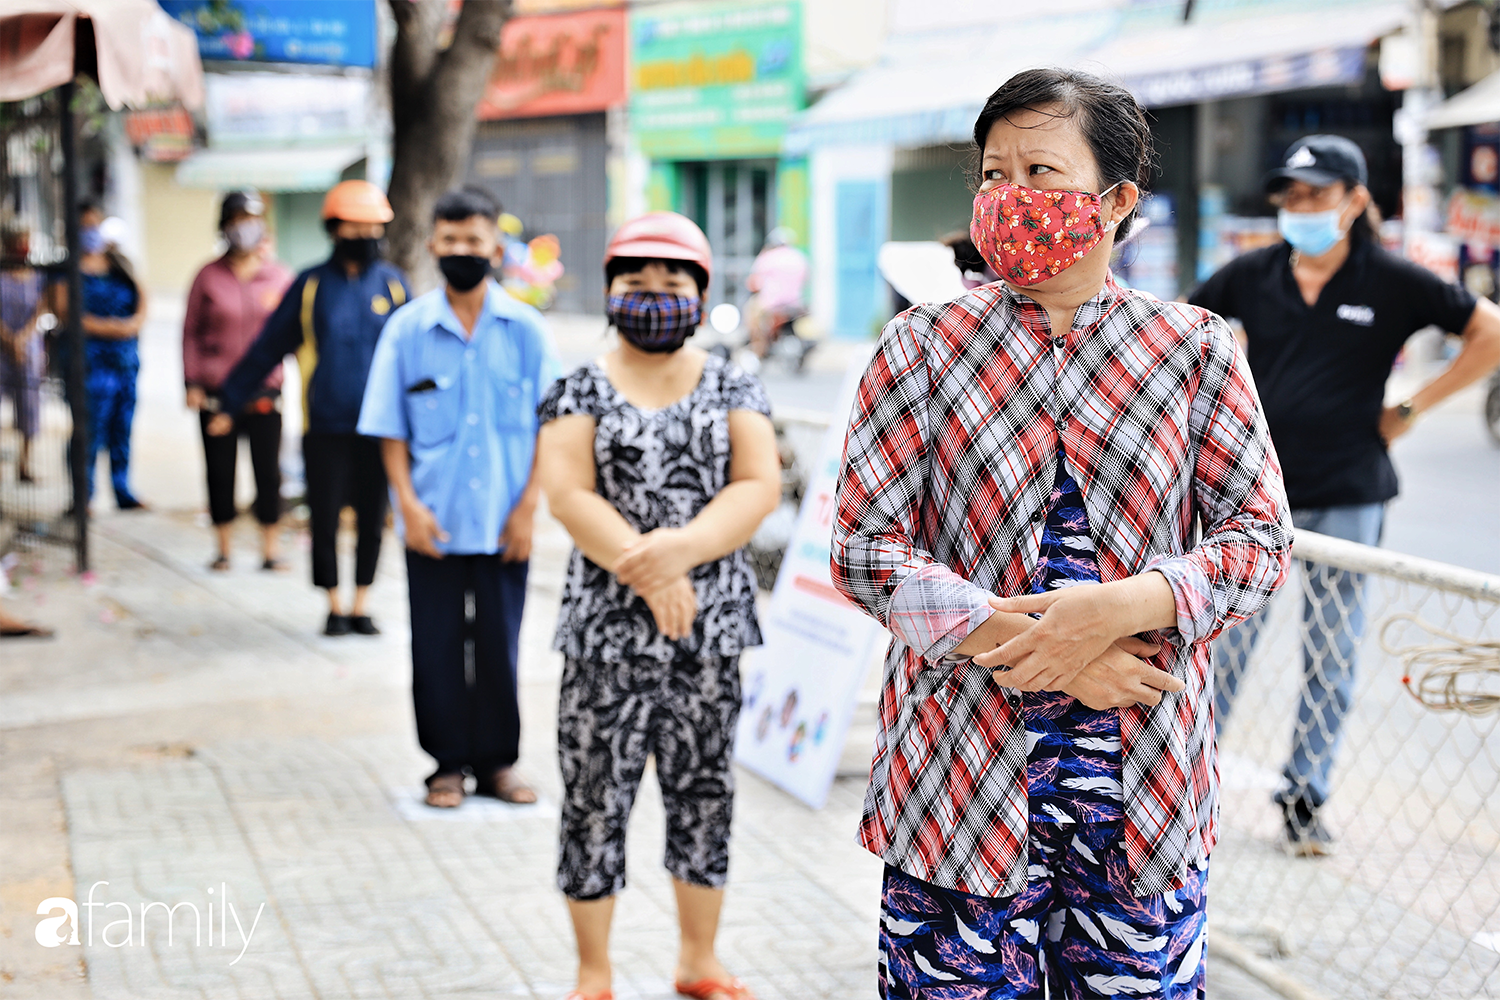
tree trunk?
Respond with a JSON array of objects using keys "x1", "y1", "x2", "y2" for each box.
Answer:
[{"x1": 385, "y1": 0, "x2": 510, "y2": 291}]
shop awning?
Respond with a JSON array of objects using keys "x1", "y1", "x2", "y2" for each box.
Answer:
[
  {"x1": 783, "y1": 12, "x2": 1115, "y2": 155},
  {"x1": 1089, "y1": 4, "x2": 1408, "y2": 107},
  {"x1": 174, "y1": 145, "x2": 366, "y2": 192},
  {"x1": 786, "y1": 5, "x2": 1408, "y2": 155},
  {"x1": 0, "y1": 0, "x2": 204, "y2": 108},
  {"x1": 1426, "y1": 70, "x2": 1500, "y2": 130}
]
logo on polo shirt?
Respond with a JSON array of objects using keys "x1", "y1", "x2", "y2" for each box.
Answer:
[
  {"x1": 1336, "y1": 303, "x2": 1375, "y2": 326},
  {"x1": 1287, "y1": 146, "x2": 1317, "y2": 169}
]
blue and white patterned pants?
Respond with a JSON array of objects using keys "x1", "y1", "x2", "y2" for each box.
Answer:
[{"x1": 879, "y1": 820, "x2": 1207, "y2": 999}]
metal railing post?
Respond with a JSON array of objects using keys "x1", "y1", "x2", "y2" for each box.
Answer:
[{"x1": 58, "y1": 80, "x2": 89, "y2": 573}]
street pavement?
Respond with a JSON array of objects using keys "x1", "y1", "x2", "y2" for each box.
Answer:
[{"x1": 0, "y1": 294, "x2": 1332, "y2": 999}]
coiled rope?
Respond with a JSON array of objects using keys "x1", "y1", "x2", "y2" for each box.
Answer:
[{"x1": 1380, "y1": 613, "x2": 1500, "y2": 716}]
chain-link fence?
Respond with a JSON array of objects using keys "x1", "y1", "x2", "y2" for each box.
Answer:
[{"x1": 1212, "y1": 531, "x2": 1500, "y2": 1000}]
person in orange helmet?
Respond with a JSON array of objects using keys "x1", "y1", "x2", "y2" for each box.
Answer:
[{"x1": 211, "y1": 180, "x2": 412, "y2": 636}]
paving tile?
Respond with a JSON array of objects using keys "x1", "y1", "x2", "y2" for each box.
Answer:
[{"x1": 27, "y1": 503, "x2": 1290, "y2": 1000}]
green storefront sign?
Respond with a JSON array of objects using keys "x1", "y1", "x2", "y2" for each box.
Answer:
[{"x1": 630, "y1": 1, "x2": 803, "y2": 160}]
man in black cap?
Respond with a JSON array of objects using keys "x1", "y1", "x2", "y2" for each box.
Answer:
[{"x1": 1191, "y1": 134, "x2": 1500, "y2": 855}]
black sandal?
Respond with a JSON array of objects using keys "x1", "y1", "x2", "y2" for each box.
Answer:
[
  {"x1": 1, "y1": 623, "x2": 54, "y2": 639},
  {"x1": 261, "y1": 558, "x2": 289, "y2": 573},
  {"x1": 209, "y1": 555, "x2": 230, "y2": 572}
]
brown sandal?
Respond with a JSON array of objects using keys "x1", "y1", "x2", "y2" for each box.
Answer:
[
  {"x1": 0, "y1": 623, "x2": 53, "y2": 639},
  {"x1": 424, "y1": 772, "x2": 465, "y2": 808},
  {"x1": 477, "y1": 766, "x2": 537, "y2": 804}
]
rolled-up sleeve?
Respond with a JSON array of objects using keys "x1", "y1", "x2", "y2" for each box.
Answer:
[
  {"x1": 831, "y1": 314, "x2": 993, "y2": 664},
  {"x1": 1145, "y1": 316, "x2": 1292, "y2": 645}
]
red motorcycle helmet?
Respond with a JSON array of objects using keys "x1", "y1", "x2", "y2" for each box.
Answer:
[{"x1": 604, "y1": 212, "x2": 713, "y2": 292}]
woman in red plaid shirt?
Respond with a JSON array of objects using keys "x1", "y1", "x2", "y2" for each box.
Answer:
[{"x1": 832, "y1": 69, "x2": 1292, "y2": 998}]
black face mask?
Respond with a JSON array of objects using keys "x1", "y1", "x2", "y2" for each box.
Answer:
[
  {"x1": 438, "y1": 254, "x2": 491, "y2": 292},
  {"x1": 333, "y1": 237, "x2": 381, "y2": 268}
]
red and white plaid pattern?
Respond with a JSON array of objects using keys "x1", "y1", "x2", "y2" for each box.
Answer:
[{"x1": 832, "y1": 275, "x2": 1291, "y2": 898}]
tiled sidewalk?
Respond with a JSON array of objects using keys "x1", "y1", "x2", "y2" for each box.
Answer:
[
  {"x1": 2, "y1": 507, "x2": 1282, "y2": 999},
  {"x1": 3, "y1": 508, "x2": 884, "y2": 999},
  {"x1": 62, "y1": 732, "x2": 881, "y2": 1000}
]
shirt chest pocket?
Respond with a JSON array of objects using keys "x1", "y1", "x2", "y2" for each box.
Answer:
[
  {"x1": 407, "y1": 374, "x2": 461, "y2": 448},
  {"x1": 487, "y1": 352, "x2": 534, "y2": 430}
]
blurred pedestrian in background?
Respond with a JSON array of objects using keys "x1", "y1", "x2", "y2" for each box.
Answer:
[
  {"x1": 1191, "y1": 135, "x2": 1500, "y2": 856},
  {"x1": 743, "y1": 226, "x2": 808, "y2": 359},
  {"x1": 535, "y1": 212, "x2": 781, "y2": 1000},
  {"x1": 358, "y1": 187, "x2": 558, "y2": 810},
  {"x1": 78, "y1": 199, "x2": 148, "y2": 510},
  {"x1": 212, "y1": 180, "x2": 410, "y2": 636},
  {"x1": 1, "y1": 224, "x2": 45, "y2": 484},
  {"x1": 944, "y1": 230, "x2": 999, "y2": 290},
  {"x1": 78, "y1": 200, "x2": 103, "y2": 236},
  {"x1": 834, "y1": 69, "x2": 1290, "y2": 998},
  {"x1": 183, "y1": 191, "x2": 294, "y2": 573}
]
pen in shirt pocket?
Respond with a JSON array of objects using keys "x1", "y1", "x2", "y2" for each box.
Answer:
[{"x1": 406, "y1": 378, "x2": 438, "y2": 394}]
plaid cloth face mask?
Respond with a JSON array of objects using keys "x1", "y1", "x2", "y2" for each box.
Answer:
[
  {"x1": 608, "y1": 290, "x2": 702, "y2": 353},
  {"x1": 970, "y1": 182, "x2": 1120, "y2": 287}
]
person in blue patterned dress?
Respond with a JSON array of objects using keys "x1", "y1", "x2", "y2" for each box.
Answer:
[
  {"x1": 78, "y1": 218, "x2": 148, "y2": 508},
  {"x1": 879, "y1": 445, "x2": 1208, "y2": 998}
]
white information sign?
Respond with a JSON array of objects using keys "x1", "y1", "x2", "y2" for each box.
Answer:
[{"x1": 734, "y1": 354, "x2": 888, "y2": 808}]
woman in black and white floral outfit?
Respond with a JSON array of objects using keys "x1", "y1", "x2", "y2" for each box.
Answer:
[{"x1": 535, "y1": 211, "x2": 781, "y2": 1000}]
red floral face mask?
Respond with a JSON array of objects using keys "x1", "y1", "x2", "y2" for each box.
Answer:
[{"x1": 969, "y1": 182, "x2": 1121, "y2": 287}]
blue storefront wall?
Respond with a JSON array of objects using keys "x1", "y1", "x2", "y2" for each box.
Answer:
[{"x1": 834, "y1": 179, "x2": 888, "y2": 340}]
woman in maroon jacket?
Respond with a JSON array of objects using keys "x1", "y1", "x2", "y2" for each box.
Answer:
[{"x1": 183, "y1": 191, "x2": 294, "y2": 571}]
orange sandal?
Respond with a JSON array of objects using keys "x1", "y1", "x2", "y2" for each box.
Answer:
[{"x1": 675, "y1": 977, "x2": 756, "y2": 1000}]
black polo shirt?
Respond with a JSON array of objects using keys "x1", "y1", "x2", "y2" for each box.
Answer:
[{"x1": 1189, "y1": 239, "x2": 1476, "y2": 509}]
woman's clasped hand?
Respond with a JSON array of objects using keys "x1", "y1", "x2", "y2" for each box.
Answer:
[
  {"x1": 974, "y1": 584, "x2": 1186, "y2": 709},
  {"x1": 615, "y1": 526, "x2": 700, "y2": 640}
]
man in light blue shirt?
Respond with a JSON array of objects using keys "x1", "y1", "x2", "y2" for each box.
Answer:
[{"x1": 358, "y1": 187, "x2": 560, "y2": 809}]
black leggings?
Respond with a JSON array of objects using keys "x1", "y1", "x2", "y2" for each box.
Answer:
[
  {"x1": 199, "y1": 407, "x2": 282, "y2": 526},
  {"x1": 302, "y1": 432, "x2": 387, "y2": 590}
]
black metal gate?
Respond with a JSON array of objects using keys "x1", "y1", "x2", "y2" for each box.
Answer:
[
  {"x1": 678, "y1": 159, "x2": 775, "y2": 311},
  {"x1": 1, "y1": 86, "x2": 90, "y2": 570},
  {"x1": 467, "y1": 112, "x2": 609, "y2": 315}
]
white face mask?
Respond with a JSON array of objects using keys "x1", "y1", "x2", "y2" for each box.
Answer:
[{"x1": 226, "y1": 219, "x2": 265, "y2": 253}]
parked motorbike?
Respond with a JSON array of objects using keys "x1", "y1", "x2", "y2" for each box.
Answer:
[{"x1": 703, "y1": 300, "x2": 820, "y2": 373}]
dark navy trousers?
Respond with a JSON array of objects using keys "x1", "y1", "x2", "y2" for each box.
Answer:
[{"x1": 405, "y1": 551, "x2": 528, "y2": 776}]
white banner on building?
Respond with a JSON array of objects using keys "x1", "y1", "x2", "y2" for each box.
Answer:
[{"x1": 734, "y1": 352, "x2": 887, "y2": 808}]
